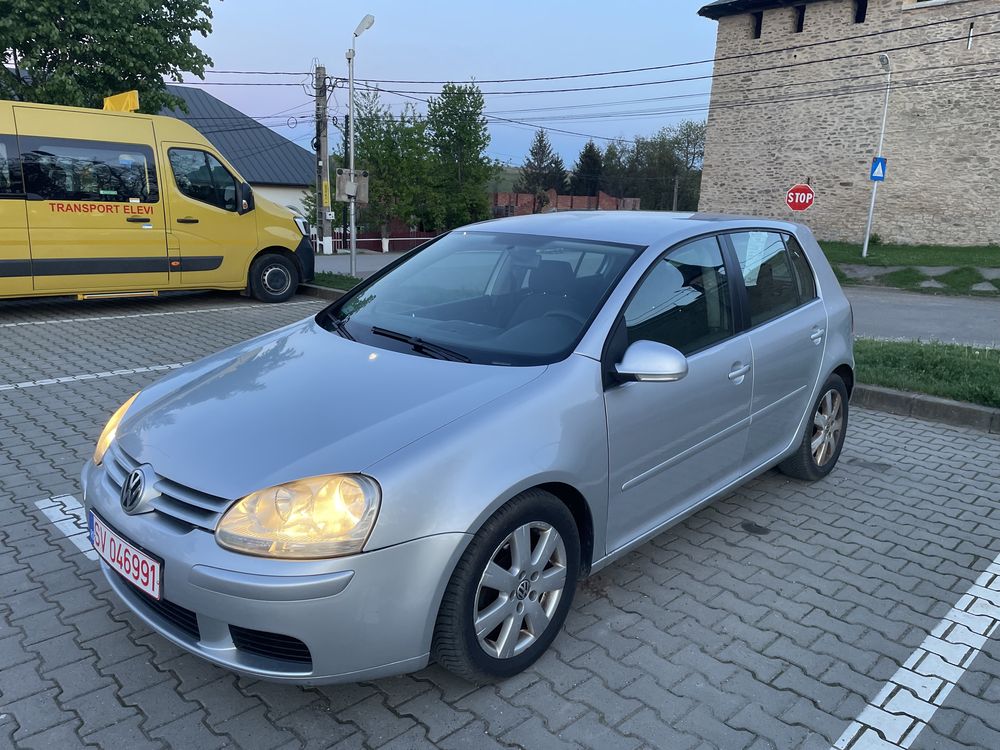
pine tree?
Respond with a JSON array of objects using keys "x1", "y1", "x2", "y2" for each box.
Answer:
[
  {"x1": 569, "y1": 140, "x2": 604, "y2": 197},
  {"x1": 546, "y1": 155, "x2": 569, "y2": 194},
  {"x1": 515, "y1": 130, "x2": 559, "y2": 212}
]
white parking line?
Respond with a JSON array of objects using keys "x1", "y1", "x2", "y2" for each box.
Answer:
[
  {"x1": 0, "y1": 299, "x2": 320, "y2": 328},
  {"x1": 0, "y1": 362, "x2": 190, "y2": 391},
  {"x1": 833, "y1": 558, "x2": 1000, "y2": 749},
  {"x1": 34, "y1": 495, "x2": 97, "y2": 561}
]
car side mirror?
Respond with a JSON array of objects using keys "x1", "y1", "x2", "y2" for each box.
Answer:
[
  {"x1": 239, "y1": 182, "x2": 255, "y2": 214},
  {"x1": 615, "y1": 340, "x2": 688, "y2": 383}
]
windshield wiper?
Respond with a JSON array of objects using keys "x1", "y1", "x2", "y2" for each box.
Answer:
[
  {"x1": 370, "y1": 326, "x2": 471, "y2": 362},
  {"x1": 323, "y1": 311, "x2": 355, "y2": 340}
]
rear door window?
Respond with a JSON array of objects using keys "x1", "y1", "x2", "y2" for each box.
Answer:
[
  {"x1": 19, "y1": 136, "x2": 158, "y2": 203},
  {"x1": 168, "y1": 148, "x2": 238, "y2": 211},
  {"x1": 785, "y1": 234, "x2": 817, "y2": 301},
  {"x1": 729, "y1": 231, "x2": 799, "y2": 327},
  {"x1": 0, "y1": 136, "x2": 24, "y2": 197}
]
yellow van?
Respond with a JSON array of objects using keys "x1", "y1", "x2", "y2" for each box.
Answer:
[{"x1": 0, "y1": 99, "x2": 313, "y2": 303}]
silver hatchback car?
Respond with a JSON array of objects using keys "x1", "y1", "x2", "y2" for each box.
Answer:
[{"x1": 81, "y1": 212, "x2": 853, "y2": 684}]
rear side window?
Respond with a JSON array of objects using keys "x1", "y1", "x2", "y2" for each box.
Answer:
[
  {"x1": 0, "y1": 136, "x2": 24, "y2": 196},
  {"x1": 785, "y1": 235, "x2": 817, "y2": 301},
  {"x1": 624, "y1": 236, "x2": 734, "y2": 356},
  {"x1": 729, "y1": 231, "x2": 799, "y2": 327},
  {"x1": 168, "y1": 148, "x2": 238, "y2": 212},
  {"x1": 19, "y1": 136, "x2": 158, "y2": 203}
]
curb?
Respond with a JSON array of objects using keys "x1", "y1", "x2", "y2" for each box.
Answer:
[
  {"x1": 298, "y1": 284, "x2": 346, "y2": 301},
  {"x1": 854, "y1": 384, "x2": 1000, "y2": 434}
]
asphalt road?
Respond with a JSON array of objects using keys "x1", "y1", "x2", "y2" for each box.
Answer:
[
  {"x1": 2, "y1": 291, "x2": 1000, "y2": 749},
  {"x1": 843, "y1": 287, "x2": 999, "y2": 348}
]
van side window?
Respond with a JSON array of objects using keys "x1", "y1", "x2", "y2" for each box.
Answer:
[
  {"x1": 19, "y1": 136, "x2": 157, "y2": 203},
  {"x1": 0, "y1": 136, "x2": 24, "y2": 197},
  {"x1": 168, "y1": 149, "x2": 238, "y2": 212}
]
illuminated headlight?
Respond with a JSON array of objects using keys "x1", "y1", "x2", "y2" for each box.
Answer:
[
  {"x1": 93, "y1": 392, "x2": 139, "y2": 465},
  {"x1": 216, "y1": 475, "x2": 380, "y2": 558},
  {"x1": 293, "y1": 216, "x2": 309, "y2": 236}
]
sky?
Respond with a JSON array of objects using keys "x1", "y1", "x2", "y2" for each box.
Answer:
[{"x1": 185, "y1": 0, "x2": 720, "y2": 168}]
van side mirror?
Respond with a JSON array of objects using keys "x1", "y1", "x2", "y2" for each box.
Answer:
[
  {"x1": 239, "y1": 182, "x2": 255, "y2": 214},
  {"x1": 615, "y1": 340, "x2": 688, "y2": 382}
]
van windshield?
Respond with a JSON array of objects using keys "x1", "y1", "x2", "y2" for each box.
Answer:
[{"x1": 318, "y1": 231, "x2": 643, "y2": 366}]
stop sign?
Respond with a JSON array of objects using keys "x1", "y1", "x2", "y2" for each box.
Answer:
[{"x1": 786, "y1": 184, "x2": 815, "y2": 212}]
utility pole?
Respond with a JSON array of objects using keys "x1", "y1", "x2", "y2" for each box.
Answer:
[
  {"x1": 672, "y1": 175, "x2": 680, "y2": 211},
  {"x1": 862, "y1": 54, "x2": 892, "y2": 259},
  {"x1": 314, "y1": 65, "x2": 332, "y2": 255},
  {"x1": 342, "y1": 114, "x2": 350, "y2": 252}
]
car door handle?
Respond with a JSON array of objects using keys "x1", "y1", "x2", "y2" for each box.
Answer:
[
  {"x1": 728, "y1": 363, "x2": 751, "y2": 381},
  {"x1": 177, "y1": 217, "x2": 199, "y2": 224},
  {"x1": 126, "y1": 217, "x2": 149, "y2": 223},
  {"x1": 810, "y1": 327, "x2": 825, "y2": 344}
]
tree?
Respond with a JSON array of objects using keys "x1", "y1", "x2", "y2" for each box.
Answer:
[
  {"x1": 515, "y1": 129, "x2": 555, "y2": 211},
  {"x1": 425, "y1": 82, "x2": 497, "y2": 230},
  {"x1": 547, "y1": 155, "x2": 569, "y2": 194},
  {"x1": 354, "y1": 91, "x2": 428, "y2": 238},
  {"x1": 569, "y1": 140, "x2": 604, "y2": 196},
  {"x1": 601, "y1": 141, "x2": 629, "y2": 198},
  {"x1": 0, "y1": 0, "x2": 213, "y2": 113}
]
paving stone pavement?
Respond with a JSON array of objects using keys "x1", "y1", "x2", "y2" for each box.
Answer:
[{"x1": 1, "y1": 291, "x2": 1000, "y2": 749}]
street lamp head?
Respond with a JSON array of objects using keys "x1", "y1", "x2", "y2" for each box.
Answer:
[
  {"x1": 354, "y1": 14, "x2": 375, "y2": 37},
  {"x1": 878, "y1": 54, "x2": 891, "y2": 72}
]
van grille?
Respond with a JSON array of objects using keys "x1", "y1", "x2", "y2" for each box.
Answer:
[{"x1": 104, "y1": 442, "x2": 232, "y2": 531}]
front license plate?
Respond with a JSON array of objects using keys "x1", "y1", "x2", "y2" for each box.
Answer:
[{"x1": 88, "y1": 511, "x2": 162, "y2": 600}]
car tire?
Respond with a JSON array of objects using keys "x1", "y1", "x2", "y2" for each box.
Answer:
[
  {"x1": 249, "y1": 253, "x2": 299, "y2": 303},
  {"x1": 778, "y1": 373, "x2": 849, "y2": 481},
  {"x1": 432, "y1": 489, "x2": 580, "y2": 682}
]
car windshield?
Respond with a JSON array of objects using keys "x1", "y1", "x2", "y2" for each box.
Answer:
[{"x1": 319, "y1": 230, "x2": 643, "y2": 365}]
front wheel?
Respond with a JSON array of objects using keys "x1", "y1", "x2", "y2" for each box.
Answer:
[
  {"x1": 778, "y1": 373, "x2": 849, "y2": 481},
  {"x1": 249, "y1": 253, "x2": 299, "y2": 303},
  {"x1": 433, "y1": 489, "x2": 580, "y2": 682}
]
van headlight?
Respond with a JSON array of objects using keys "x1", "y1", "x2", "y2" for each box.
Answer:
[
  {"x1": 293, "y1": 216, "x2": 309, "y2": 236},
  {"x1": 216, "y1": 475, "x2": 380, "y2": 558},
  {"x1": 93, "y1": 392, "x2": 140, "y2": 465}
]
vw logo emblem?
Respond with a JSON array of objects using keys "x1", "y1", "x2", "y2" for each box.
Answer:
[
  {"x1": 120, "y1": 468, "x2": 146, "y2": 514},
  {"x1": 515, "y1": 580, "x2": 530, "y2": 601}
]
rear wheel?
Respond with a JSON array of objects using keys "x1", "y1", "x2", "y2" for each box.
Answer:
[
  {"x1": 433, "y1": 489, "x2": 580, "y2": 682},
  {"x1": 249, "y1": 253, "x2": 299, "y2": 302},
  {"x1": 778, "y1": 374, "x2": 849, "y2": 481}
]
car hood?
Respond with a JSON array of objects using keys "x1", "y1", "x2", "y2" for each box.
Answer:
[{"x1": 117, "y1": 318, "x2": 545, "y2": 500}]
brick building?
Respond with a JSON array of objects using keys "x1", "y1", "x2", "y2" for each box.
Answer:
[
  {"x1": 697, "y1": 0, "x2": 999, "y2": 245},
  {"x1": 492, "y1": 189, "x2": 641, "y2": 217}
]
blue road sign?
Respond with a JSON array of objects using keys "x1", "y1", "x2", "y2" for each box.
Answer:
[{"x1": 870, "y1": 157, "x2": 887, "y2": 182}]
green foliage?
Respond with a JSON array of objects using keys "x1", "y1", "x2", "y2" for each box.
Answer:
[
  {"x1": 596, "y1": 122, "x2": 705, "y2": 210},
  {"x1": 514, "y1": 129, "x2": 565, "y2": 210},
  {"x1": 854, "y1": 339, "x2": 1000, "y2": 408},
  {"x1": 877, "y1": 267, "x2": 927, "y2": 290},
  {"x1": 937, "y1": 267, "x2": 987, "y2": 294},
  {"x1": 869, "y1": 232, "x2": 883, "y2": 246},
  {"x1": 424, "y1": 83, "x2": 498, "y2": 231},
  {"x1": 569, "y1": 140, "x2": 603, "y2": 197},
  {"x1": 0, "y1": 0, "x2": 213, "y2": 113},
  {"x1": 313, "y1": 272, "x2": 362, "y2": 291}
]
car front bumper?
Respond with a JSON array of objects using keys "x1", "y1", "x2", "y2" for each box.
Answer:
[{"x1": 81, "y1": 458, "x2": 469, "y2": 684}]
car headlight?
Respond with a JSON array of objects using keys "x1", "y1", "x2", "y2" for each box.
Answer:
[
  {"x1": 216, "y1": 474, "x2": 380, "y2": 559},
  {"x1": 293, "y1": 216, "x2": 309, "y2": 236},
  {"x1": 93, "y1": 392, "x2": 139, "y2": 465}
]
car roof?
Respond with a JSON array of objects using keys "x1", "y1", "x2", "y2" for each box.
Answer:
[{"x1": 462, "y1": 211, "x2": 803, "y2": 248}]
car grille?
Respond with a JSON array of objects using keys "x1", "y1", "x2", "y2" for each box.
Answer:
[
  {"x1": 114, "y1": 571, "x2": 201, "y2": 640},
  {"x1": 230, "y1": 625, "x2": 313, "y2": 665},
  {"x1": 104, "y1": 442, "x2": 233, "y2": 531}
]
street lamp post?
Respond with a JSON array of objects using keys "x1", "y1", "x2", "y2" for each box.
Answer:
[
  {"x1": 347, "y1": 13, "x2": 374, "y2": 277},
  {"x1": 862, "y1": 53, "x2": 891, "y2": 259}
]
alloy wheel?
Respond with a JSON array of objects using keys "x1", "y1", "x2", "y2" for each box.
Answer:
[
  {"x1": 473, "y1": 522, "x2": 567, "y2": 659},
  {"x1": 811, "y1": 388, "x2": 844, "y2": 467}
]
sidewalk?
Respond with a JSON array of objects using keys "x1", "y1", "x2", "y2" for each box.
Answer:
[
  {"x1": 315, "y1": 251, "x2": 401, "y2": 279},
  {"x1": 845, "y1": 285, "x2": 1000, "y2": 348}
]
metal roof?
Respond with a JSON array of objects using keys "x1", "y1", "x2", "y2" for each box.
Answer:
[
  {"x1": 160, "y1": 85, "x2": 314, "y2": 187},
  {"x1": 699, "y1": 0, "x2": 825, "y2": 20}
]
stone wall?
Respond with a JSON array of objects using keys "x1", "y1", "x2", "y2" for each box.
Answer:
[{"x1": 699, "y1": 0, "x2": 1000, "y2": 246}]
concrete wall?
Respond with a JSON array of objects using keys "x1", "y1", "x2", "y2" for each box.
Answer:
[
  {"x1": 699, "y1": 0, "x2": 1000, "y2": 246},
  {"x1": 251, "y1": 184, "x2": 308, "y2": 215}
]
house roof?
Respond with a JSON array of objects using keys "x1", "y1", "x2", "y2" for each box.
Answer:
[
  {"x1": 160, "y1": 85, "x2": 314, "y2": 188},
  {"x1": 698, "y1": 0, "x2": 824, "y2": 20}
]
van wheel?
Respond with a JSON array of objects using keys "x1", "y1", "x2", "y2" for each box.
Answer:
[
  {"x1": 432, "y1": 489, "x2": 580, "y2": 682},
  {"x1": 249, "y1": 253, "x2": 299, "y2": 302},
  {"x1": 778, "y1": 374, "x2": 849, "y2": 481}
]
